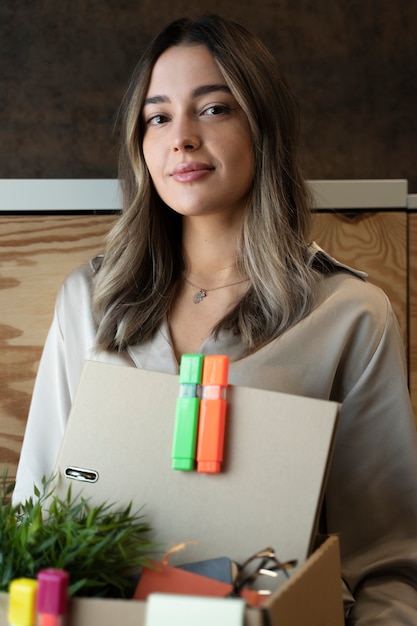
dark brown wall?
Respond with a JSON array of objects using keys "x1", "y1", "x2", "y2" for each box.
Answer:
[{"x1": 1, "y1": 1, "x2": 416, "y2": 190}]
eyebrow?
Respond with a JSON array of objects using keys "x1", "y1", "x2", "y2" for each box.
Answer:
[{"x1": 143, "y1": 83, "x2": 231, "y2": 106}]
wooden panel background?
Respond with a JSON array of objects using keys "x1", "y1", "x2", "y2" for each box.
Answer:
[
  {"x1": 408, "y1": 214, "x2": 417, "y2": 416},
  {"x1": 0, "y1": 210, "x2": 411, "y2": 484},
  {"x1": 311, "y1": 211, "x2": 408, "y2": 352},
  {"x1": 0, "y1": 214, "x2": 117, "y2": 482}
]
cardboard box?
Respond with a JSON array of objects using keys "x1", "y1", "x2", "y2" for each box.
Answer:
[
  {"x1": 0, "y1": 536, "x2": 344, "y2": 626},
  {"x1": 1, "y1": 364, "x2": 344, "y2": 623},
  {"x1": 52, "y1": 362, "x2": 341, "y2": 580}
]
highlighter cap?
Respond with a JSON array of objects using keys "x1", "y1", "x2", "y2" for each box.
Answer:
[
  {"x1": 197, "y1": 460, "x2": 221, "y2": 473},
  {"x1": 202, "y1": 355, "x2": 229, "y2": 386},
  {"x1": 179, "y1": 354, "x2": 204, "y2": 384},
  {"x1": 37, "y1": 569, "x2": 69, "y2": 616},
  {"x1": 8, "y1": 578, "x2": 37, "y2": 626},
  {"x1": 172, "y1": 457, "x2": 195, "y2": 470}
]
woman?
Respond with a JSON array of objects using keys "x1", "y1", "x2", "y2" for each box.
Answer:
[{"x1": 14, "y1": 15, "x2": 417, "y2": 624}]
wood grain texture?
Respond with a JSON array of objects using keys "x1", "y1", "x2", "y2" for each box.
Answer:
[
  {"x1": 311, "y1": 211, "x2": 408, "y2": 351},
  {"x1": 0, "y1": 214, "x2": 117, "y2": 483},
  {"x1": 408, "y1": 214, "x2": 417, "y2": 416},
  {"x1": 0, "y1": 210, "x2": 411, "y2": 484}
]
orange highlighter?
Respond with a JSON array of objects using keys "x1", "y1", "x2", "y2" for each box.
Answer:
[{"x1": 196, "y1": 355, "x2": 229, "y2": 473}]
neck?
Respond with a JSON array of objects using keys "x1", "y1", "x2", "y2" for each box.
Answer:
[{"x1": 182, "y1": 215, "x2": 241, "y2": 283}]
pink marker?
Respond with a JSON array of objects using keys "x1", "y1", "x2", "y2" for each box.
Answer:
[{"x1": 36, "y1": 569, "x2": 69, "y2": 626}]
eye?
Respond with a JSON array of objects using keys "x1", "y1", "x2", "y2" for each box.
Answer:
[
  {"x1": 145, "y1": 113, "x2": 169, "y2": 126},
  {"x1": 201, "y1": 104, "x2": 231, "y2": 117}
]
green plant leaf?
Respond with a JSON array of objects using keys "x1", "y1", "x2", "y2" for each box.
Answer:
[{"x1": 0, "y1": 469, "x2": 157, "y2": 598}]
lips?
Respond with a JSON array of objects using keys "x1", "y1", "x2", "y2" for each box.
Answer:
[{"x1": 171, "y1": 161, "x2": 214, "y2": 183}]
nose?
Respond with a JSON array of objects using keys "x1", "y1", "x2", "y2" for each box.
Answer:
[{"x1": 172, "y1": 115, "x2": 201, "y2": 152}]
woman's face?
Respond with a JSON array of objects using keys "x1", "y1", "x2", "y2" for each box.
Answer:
[{"x1": 142, "y1": 44, "x2": 254, "y2": 221}]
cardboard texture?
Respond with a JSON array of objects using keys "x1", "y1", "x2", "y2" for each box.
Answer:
[
  {"x1": 52, "y1": 361, "x2": 340, "y2": 581},
  {"x1": 0, "y1": 536, "x2": 344, "y2": 625},
  {"x1": 0, "y1": 363, "x2": 344, "y2": 624}
]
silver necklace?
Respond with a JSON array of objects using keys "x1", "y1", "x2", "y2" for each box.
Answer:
[{"x1": 184, "y1": 276, "x2": 249, "y2": 304}]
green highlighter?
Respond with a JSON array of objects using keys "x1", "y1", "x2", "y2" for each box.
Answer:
[{"x1": 172, "y1": 354, "x2": 204, "y2": 470}]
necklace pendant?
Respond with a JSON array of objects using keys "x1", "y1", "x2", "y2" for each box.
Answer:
[{"x1": 193, "y1": 289, "x2": 207, "y2": 304}]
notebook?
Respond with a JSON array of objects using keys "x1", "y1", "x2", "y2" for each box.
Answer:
[{"x1": 53, "y1": 360, "x2": 340, "y2": 580}]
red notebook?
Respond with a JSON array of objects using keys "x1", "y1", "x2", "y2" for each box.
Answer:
[{"x1": 134, "y1": 559, "x2": 265, "y2": 607}]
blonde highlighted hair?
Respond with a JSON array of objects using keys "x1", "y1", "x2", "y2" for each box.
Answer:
[{"x1": 92, "y1": 14, "x2": 318, "y2": 352}]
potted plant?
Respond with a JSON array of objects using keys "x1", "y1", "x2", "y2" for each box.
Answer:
[{"x1": 0, "y1": 471, "x2": 156, "y2": 598}]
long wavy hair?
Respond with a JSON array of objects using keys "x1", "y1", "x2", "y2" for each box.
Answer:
[{"x1": 92, "y1": 14, "x2": 319, "y2": 352}]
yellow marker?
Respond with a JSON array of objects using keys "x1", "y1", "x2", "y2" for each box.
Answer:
[{"x1": 8, "y1": 578, "x2": 37, "y2": 626}]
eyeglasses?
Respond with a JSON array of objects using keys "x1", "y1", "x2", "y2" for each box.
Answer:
[{"x1": 230, "y1": 547, "x2": 298, "y2": 598}]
